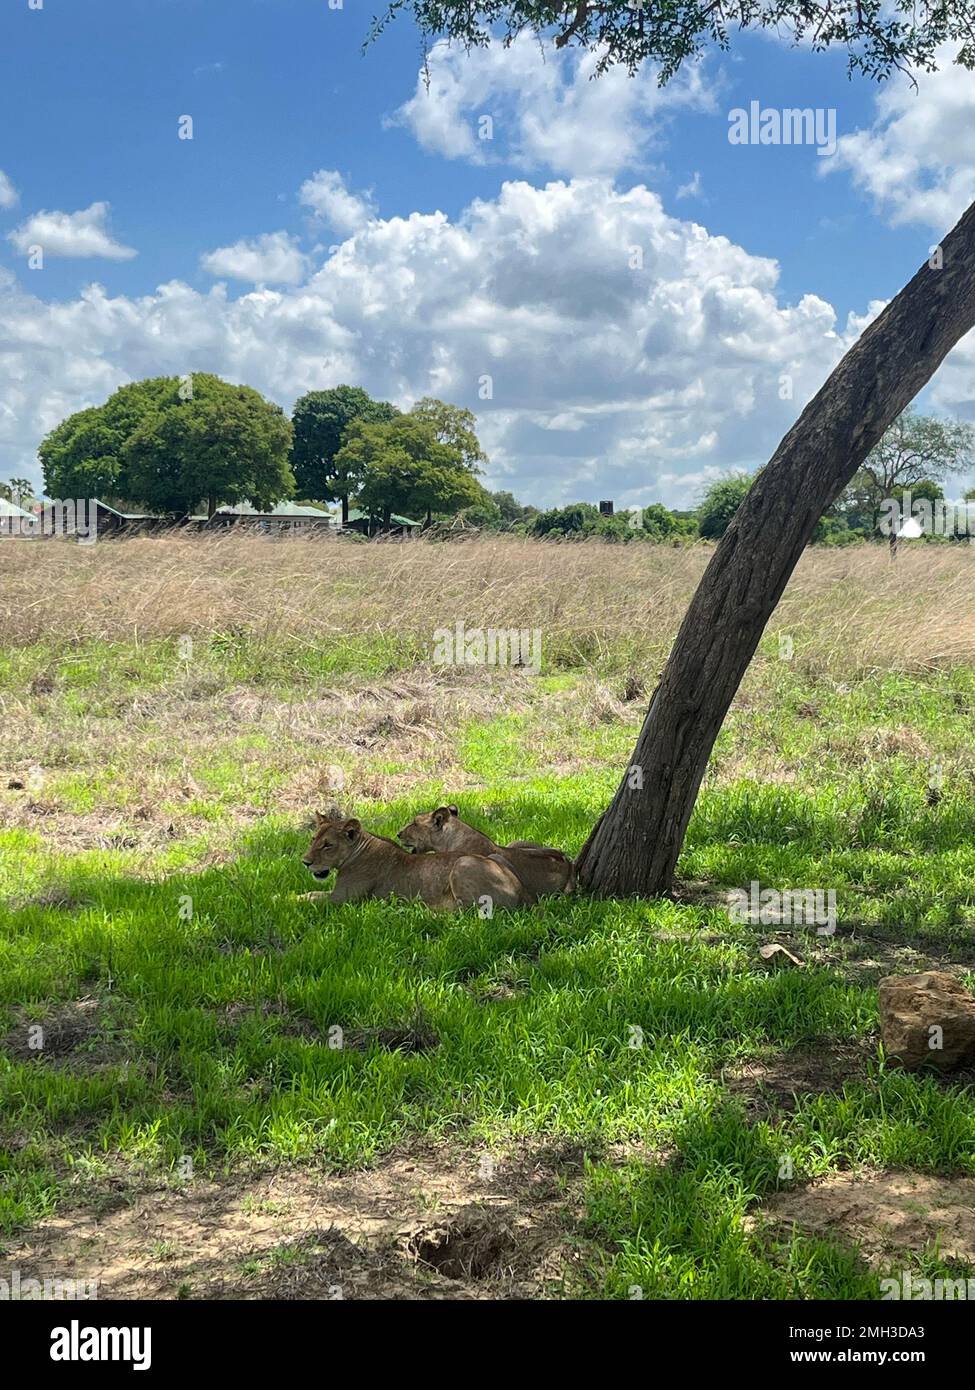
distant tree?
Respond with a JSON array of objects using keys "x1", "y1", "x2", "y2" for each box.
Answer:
[
  {"x1": 696, "y1": 473, "x2": 754, "y2": 540},
  {"x1": 0, "y1": 477, "x2": 35, "y2": 504},
  {"x1": 39, "y1": 377, "x2": 174, "y2": 503},
  {"x1": 852, "y1": 409, "x2": 974, "y2": 554},
  {"x1": 818, "y1": 475, "x2": 877, "y2": 541},
  {"x1": 451, "y1": 497, "x2": 503, "y2": 529},
  {"x1": 338, "y1": 415, "x2": 487, "y2": 529},
  {"x1": 526, "y1": 501, "x2": 698, "y2": 542},
  {"x1": 409, "y1": 398, "x2": 487, "y2": 473},
  {"x1": 592, "y1": 512, "x2": 651, "y2": 542},
  {"x1": 491, "y1": 489, "x2": 538, "y2": 528},
  {"x1": 529, "y1": 502, "x2": 601, "y2": 537},
  {"x1": 414, "y1": 465, "x2": 487, "y2": 526},
  {"x1": 290, "y1": 386, "x2": 399, "y2": 522},
  {"x1": 125, "y1": 375, "x2": 294, "y2": 518},
  {"x1": 640, "y1": 503, "x2": 697, "y2": 541}
]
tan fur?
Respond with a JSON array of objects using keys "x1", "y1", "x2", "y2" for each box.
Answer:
[
  {"x1": 301, "y1": 811, "x2": 531, "y2": 911},
  {"x1": 397, "y1": 806, "x2": 575, "y2": 898}
]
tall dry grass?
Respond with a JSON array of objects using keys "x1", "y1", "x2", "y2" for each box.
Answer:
[{"x1": 2, "y1": 533, "x2": 975, "y2": 677}]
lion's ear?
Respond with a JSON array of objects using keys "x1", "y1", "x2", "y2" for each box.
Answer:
[
  {"x1": 447, "y1": 805, "x2": 459, "y2": 816},
  {"x1": 342, "y1": 817, "x2": 361, "y2": 840},
  {"x1": 433, "y1": 806, "x2": 451, "y2": 828}
]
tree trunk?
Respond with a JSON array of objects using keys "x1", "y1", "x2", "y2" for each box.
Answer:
[
  {"x1": 577, "y1": 199, "x2": 975, "y2": 898},
  {"x1": 207, "y1": 493, "x2": 216, "y2": 519},
  {"x1": 341, "y1": 495, "x2": 349, "y2": 526}
]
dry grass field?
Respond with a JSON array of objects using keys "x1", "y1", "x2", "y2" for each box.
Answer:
[
  {"x1": 3, "y1": 533, "x2": 975, "y2": 1300},
  {"x1": 5, "y1": 532, "x2": 975, "y2": 672}
]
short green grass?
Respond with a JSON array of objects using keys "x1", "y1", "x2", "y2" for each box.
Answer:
[{"x1": 3, "y1": 622, "x2": 975, "y2": 1298}]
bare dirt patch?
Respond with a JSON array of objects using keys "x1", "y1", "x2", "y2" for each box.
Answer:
[
  {"x1": 750, "y1": 1170, "x2": 975, "y2": 1268},
  {"x1": 218, "y1": 999, "x2": 319, "y2": 1040},
  {"x1": 1, "y1": 997, "x2": 126, "y2": 1070},
  {"x1": 343, "y1": 1016, "x2": 440, "y2": 1054},
  {"x1": 721, "y1": 1039, "x2": 876, "y2": 1116},
  {"x1": 4, "y1": 1140, "x2": 593, "y2": 1300},
  {"x1": 18, "y1": 884, "x2": 92, "y2": 912}
]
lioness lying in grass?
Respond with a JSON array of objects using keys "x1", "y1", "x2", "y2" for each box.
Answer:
[
  {"x1": 397, "y1": 805, "x2": 575, "y2": 899},
  {"x1": 300, "y1": 810, "x2": 532, "y2": 911}
]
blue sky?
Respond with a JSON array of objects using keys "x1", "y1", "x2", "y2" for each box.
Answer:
[{"x1": 1, "y1": 0, "x2": 972, "y2": 506}]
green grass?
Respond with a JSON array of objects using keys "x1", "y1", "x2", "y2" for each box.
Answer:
[{"x1": 3, "y1": 631, "x2": 975, "y2": 1297}]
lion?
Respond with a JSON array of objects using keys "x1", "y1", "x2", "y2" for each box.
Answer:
[
  {"x1": 397, "y1": 805, "x2": 575, "y2": 898},
  {"x1": 300, "y1": 810, "x2": 532, "y2": 911}
]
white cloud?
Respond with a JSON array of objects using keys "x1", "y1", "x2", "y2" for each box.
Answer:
[
  {"x1": 830, "y1": 52, "x2": 975, "y2": 229},
  {"x1": 390, "y1": 34, "x2": 718, "y2": 179},
  {"x1": 0, "y1": 176, "x2": 870, "y2": 508},
  {"x1": 299, "y1": 169, "x2": 377, "y2": 235},
  {"x1": 676, "y1": 171, "x2": 703, "y2": 201},
  {"x1": 201, "y1": 231, "x2": 309, "y2": 285},
  {"x1": 0, "y1": 171, "x2": 18, "y2": 210},
  {"x1": 8, "y1": 202, "x2": 136, "y2": 260}
]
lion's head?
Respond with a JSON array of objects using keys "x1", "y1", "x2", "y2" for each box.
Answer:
[
  {"x1": 397, "y1": 804, "x2": 459, "y2": 852},
  {"x1": 302, "y1": 810, "x2": 362, "y2": 878}
]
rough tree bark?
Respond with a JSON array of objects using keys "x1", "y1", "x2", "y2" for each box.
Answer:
[{"x1": 577, "y1": 197, "x2": 975, "y2": 897}]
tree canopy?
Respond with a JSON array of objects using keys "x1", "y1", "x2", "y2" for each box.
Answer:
[
  {"x1": 697, "y1": 472, "x2": 754, "y2": 539},
  {"x1": 290, "y1": 386, "x2": 399, "y2": 519},
  {"x1": 409, "y1": 398, "x2": 487, "y2": 474},
  {"x1": 41, "y1": 375, "x2": 294, "y2": 518},
  {"x1": 125, "y1": 375, "x2": 293, "y2": 518},
  {"x1": 855, "y1": 408, "x2": 974, "y2": 502},
  {"x1": 372, "y1": 1, "x2": 975, "y2": 83},
  {"x1": 39, "y1": 377, "x2": 174, "y2": 503},
  {"x1": 0, "y1": 477, "x2": 35, "y2": 504},
  {"x1": 336, "y1": 412, "x2": 488, "y2": 527}
]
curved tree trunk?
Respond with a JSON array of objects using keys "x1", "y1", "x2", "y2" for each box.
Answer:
[{"x1": 578, "y1": 198, "x2": 975, "y2": 897}]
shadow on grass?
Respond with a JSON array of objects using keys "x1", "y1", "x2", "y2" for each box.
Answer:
[{"x1": 5, "y1": 778, "x2": 975, "y2": 1262}]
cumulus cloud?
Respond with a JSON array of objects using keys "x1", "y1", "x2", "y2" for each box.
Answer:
[
  {"x1": 7, "y1": 201, "x2": 136, "y2": 260},
  {"x1": 201, "y1": 231, "x2": 309, "y2": 285},
  {"x1": 830, "y1": 52, "x2": 975, "y2": 230},
  {"x1": 0, "y1": 176, "x2": 870, "y2": 508},
  {"x1": 0, "y1": 170, "x2": 18, "y2": 209},
  {"x1": 389, "y1": 34, "x2": 718, "y2": 178},
  {"x1": 299, "y1": 169, "x2": 377, "y2": 235}
]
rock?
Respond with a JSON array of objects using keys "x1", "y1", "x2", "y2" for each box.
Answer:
[
  {"x1": 758, "y1": 943, "x2": 803, "y2": 967},
  {"x1": 878, "y1": 971, "x2": 975, "y2": 1071}
]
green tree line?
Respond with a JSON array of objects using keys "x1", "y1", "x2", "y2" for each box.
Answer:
[{"x1": 36, "y1": 378, "x2": 971, "y2": 543}]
